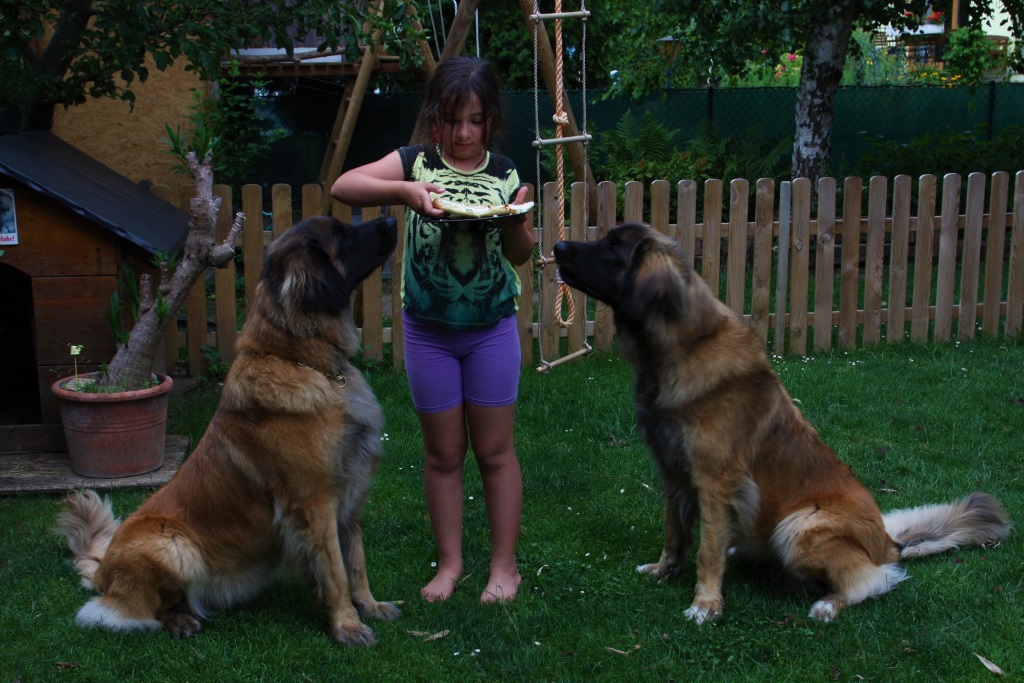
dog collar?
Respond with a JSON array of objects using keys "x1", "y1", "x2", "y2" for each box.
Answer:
[{"x1": 291, "y1": 360, "x2": 348, "y2": 387}]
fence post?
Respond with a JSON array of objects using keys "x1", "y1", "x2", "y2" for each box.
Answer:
[
  {"x1": 751, "y1": 178, "x2": 774, "y2": 345},
  {"x1": 958, "y1": 171, "x2": 986, "y2": 340},
  {"x1": 725, "y1": 179, "x2": 748, "y2": 317},
  {"x1": 593, "y1": 181, "x2": 617, "y2": 352},
  {"x1": 910, "y1": 175, "x2": 937, "y2": 342},
  {"x1": 212, "y1": 184, "x2": 237, "y2": 366},
  {"x1": 934, "y1": 173, "x2": 961, "y2": 341},
  {"x1": 788, "y1": 178, "x2": 811, "y2": 356},
  {"x1": 982, "y1": 172, "x2": 1009, "y2": 336},
  {"x1": 839, "y1": 176, "x2": 863, "y2": 348},
  {"x1": 888, "y1": 175, "x2": 912, "y2": 344},
  {"x1": 863, "y1": 176, "x2": 886, "y2": 346},
  {"x1": 813, "y1": 177, "x2": 836, "y2": 352},
  {"x1": 773, "y1": 180, "x2": 791, "y2": 355},
  {"x1": 1006, "y1": 171, "x2": 1024, "y2": 337}
]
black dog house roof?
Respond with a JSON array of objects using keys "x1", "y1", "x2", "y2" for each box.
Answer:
[{"x1": 0, "y1": 131, "x2": 189, "y2": 255}]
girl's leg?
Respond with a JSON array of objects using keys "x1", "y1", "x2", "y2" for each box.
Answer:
[
  {"x1": 403, "y1": 311, "x2": 469, "y2": 602},
  {"x1": 466, "y1": 402, "x2": 523, "y2": 603},
  {"x1": 419, "y1": 405, "x2": 468, "y2": 602}
]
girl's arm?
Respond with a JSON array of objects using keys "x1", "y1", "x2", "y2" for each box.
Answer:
[
  {"x1": 330, "y1": 150, "x2": 447, "y2": 218},
  {"x1": 500, "y1": 185, "x2": 536, "y2": 266}
]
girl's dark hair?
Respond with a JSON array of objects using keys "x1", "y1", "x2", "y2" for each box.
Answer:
[{"x1": 412, "y1": 56, "x2": 508, "y2": 153}]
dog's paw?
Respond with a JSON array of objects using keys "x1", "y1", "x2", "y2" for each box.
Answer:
[
  {"x1": 333, "y1": 621, "x2": 378, "y2": 647},
  {"x1": 160, "y1": 613, "x2": 202, "y2": 638},
  {"x1": 358, "y1": 600, "x2": 401, "y2": 622},
  {"x1": 636, "y1": 561, "x2": 667, "y2": 577},
  {"x1": 808, "y1": 599, "x2": 839, "y2": 623},
  {"x1": 683, "y1": 600, "x2": 723, "y2": 625}
]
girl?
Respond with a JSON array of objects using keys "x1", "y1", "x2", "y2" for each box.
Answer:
[{"x1": 330, "y1": 56, "x2": 534, "y2": 603}]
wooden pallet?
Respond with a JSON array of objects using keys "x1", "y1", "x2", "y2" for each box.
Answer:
[{"x1": 0, "y1": 425, "x2": 187, "y2": 495}]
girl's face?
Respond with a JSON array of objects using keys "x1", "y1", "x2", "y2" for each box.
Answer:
[{"x1": 438, "y1": 92, "x2": 488, "y2": 169}]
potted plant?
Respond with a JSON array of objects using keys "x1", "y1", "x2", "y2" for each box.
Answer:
[{"x1": 51, "y1": 127, "x2": 242, "y2": 478}]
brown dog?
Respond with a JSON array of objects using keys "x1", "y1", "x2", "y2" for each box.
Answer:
[
  {"x1": 553, "y1": 222, "x2": 1011, "y2": 623},
  {"x1": 57, "y1": 215, "x2": 400, "y2": 645}
]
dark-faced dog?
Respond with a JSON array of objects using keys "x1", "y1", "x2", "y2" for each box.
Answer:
[
  {"x1": 554, "y1": 222, "x2": 1010, "y2": 623},
  {"x1": 58, "y1": 215, "x2": 400, "y2": 645}
]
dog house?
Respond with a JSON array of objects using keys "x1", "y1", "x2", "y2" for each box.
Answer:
[{"x1": 0, "y1": 131, "x2": 188, "y2": 425}]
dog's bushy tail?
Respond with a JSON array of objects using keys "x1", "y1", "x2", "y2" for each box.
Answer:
[
  {"x1": 56, "y1": 490, "x2": 121, "y2": 590},
  {"x1": 884, "y1": 491, "x2": 1011, "y2": 559}
]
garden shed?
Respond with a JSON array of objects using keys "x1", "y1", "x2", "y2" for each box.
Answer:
[{"x1": 0, "y1": 131, "x2": 189, "y2": 426}]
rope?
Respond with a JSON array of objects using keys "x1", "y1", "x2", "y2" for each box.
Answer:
[{"x1": 551, "y1": 0, "x2": 575, "y2": 328}]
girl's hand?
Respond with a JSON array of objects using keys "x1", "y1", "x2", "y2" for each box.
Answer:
[{"x1": 409, "y1": 183, "x2": 448, "y2": 218}]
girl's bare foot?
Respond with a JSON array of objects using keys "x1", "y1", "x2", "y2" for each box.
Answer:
[
  {"x1": 480, "y1": 570, "x2": 522, "y2": 603},
  {"x1": 421, "y1": 567, "x2": 461, "y2": 602}
]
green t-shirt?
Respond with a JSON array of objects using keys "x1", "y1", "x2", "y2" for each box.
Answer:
[{"x1": 397, "y1": 144, "x2": 523, "y2": 329}]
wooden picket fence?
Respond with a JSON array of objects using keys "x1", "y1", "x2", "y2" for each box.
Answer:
[{"x1": 152, "y1": 171, "x2": 1024, "y2": 377}]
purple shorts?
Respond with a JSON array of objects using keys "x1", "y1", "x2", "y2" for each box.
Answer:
[{"x1": 402, "y1": 310, "x2": 521, "y2": 413}]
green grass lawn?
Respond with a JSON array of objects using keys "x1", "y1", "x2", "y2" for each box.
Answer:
[{"x1": 2, "y1": 338, "x2": 1022, "y2": 682}]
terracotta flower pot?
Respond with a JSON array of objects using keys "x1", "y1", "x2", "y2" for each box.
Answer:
[{"x1": 51, "y1": 372, "x2": 174, "y2": 478}]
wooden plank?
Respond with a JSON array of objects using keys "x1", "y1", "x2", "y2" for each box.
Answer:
[
  {"x1": 774, "y1": 181, "x2": 791, "y2": 355},
  {"x1": 677, "y1": 179, "x2": 698, "y2": 268},
  {"x1": 703, "y1": 179, "x2": 723, "y2": 298},
  {"x1": 839, "y1": 176, "x2": 862, "y2": 348},
  {"x1": 650, "y1": 179, "x2": 671, "y2": 234},
  {"x1": 301, "y1": 184, "x2": 322, "y2": 220},
  {"x1": 0, "y1": 425, "x2": 66, "y2": 453},
  {"x1": 185, "y1": 275, "x2": 207, "y2": 379},
  {"x1": 751, "y1": 178, "x2": 774, "y2": 346},
  {"x1": 566, "y1": 182, "x2": 587, "y2": 353},
  {"x1": 934, "y1": 173, "x2": 961, "y2": 341},
  {"x1": 32, "y1": 276, "x2": 118, "y2": 365},
  {"x1": 0, "y1": 435, "x2": 187, "y2": 495},
  {"x1": 911, "y1": 175, "x2": 937, "y2": 342},
  {"x1": 330, "y1": 199, "x2": 354, "y2": 225},
  {"x1": 272, "y1": 183, "x2": 294, "y2": 237},
  {"x1": 241, "y1": 184, "x2": 265, "y2": 316},
  {"x1": 0, "y1": 184, "x2": 119, "y2": 278},
  {"x1": 982, "y1": 172, "x2": 1009, "y2": 336},
  {"x1": 391, "y1": 205, "x2": 408, "y2": 368},
  {"x1": 726, "y1": 179, "x2": 749, "y2": 317},
  {"x1": 358, "y1": 206, "x2": 384, "y2": 361},
  {"x1": 957, "y1": 172, "x2": 985, "y2": 340},
  {"x1": 623, "y1": 180, "x2": 644, "y2": 223},
  {"x1": 540, "y1": 182, "x2": 561, "y2": 362},
  {"x1": 788, "y1": 178, "x2": 811, "y2": 356},
  {"x1": 887, "y1": 175, "x2": 912, "y2": 344},
  {"x1": 814, "y1": 177, "x2": 837, "y2": 351},
  {"x1": 213, "y1": 185, "x2": 237, "y2": 366},
  {"x1": 515, "y1": 186, "x2": 535, "y2": 367},
  {"x1": 1006, "y1": 171, "x2": 1024, "y2": 337},
  {"x1": 594, "y1": 181, "x2": 617, "y2": 353},
  {"x1": 863, "y1": 175, "x2": 886, "y2": 345}
]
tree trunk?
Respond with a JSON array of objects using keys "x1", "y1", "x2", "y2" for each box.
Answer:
[
  {"x1": 101, "y1": 151, "x2": 241, "y2": 391},
  {"x1": 792, "y1": 5, "x2": 856, "y2": 185}
]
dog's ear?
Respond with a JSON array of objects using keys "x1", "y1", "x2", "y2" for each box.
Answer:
[
  {"x1": 299, "y1": 239, "x2": 351, "y2": 311},
  {"x1": 625, "y1": 236, "x2": 689, "y2": 320}
]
